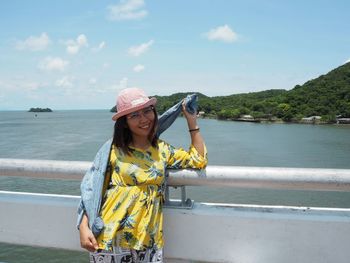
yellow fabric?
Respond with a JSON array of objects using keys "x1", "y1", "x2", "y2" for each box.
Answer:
[{"x1": 97, "y1": 139, "x2": 207, "y2": 251}]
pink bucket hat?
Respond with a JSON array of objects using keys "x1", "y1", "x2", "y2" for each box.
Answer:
[{"x1": 112, "y1": 88, "x2": 157, "y2": 121}]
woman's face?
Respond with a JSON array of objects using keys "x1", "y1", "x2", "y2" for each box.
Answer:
[{"x1": 126, "y1": 105, "x2": 155, "y2": 139}]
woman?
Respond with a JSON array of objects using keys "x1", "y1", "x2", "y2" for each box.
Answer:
[{"x1": 79, "y1": 88, "x2": 207, "y2": 262}]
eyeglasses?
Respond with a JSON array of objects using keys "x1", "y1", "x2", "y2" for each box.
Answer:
[{"x1": 126, "y1": 106, "x2": 155, "y2": 120}]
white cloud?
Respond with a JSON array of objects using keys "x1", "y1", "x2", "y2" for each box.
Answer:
[
  {"x1": 77, "y1": 34, "x2": 88, "y2": 46},
  {"x1": 55, "y1": 76, "x2": 74, "y2": 88},
  {"x1": 65, "y1": 34, "x2": 89, "y2": 54},
  {"x1": 133, "y1": 64, "x2": 145, "y2": 72},
  {"x1": 1, "y1": 77, "x2": 46, "y2": 92},
  {"x1": 204, "y1": 25, "x2": 238, "y2": 43},
  {"x1": 107, "y1": 0, "x2": 147, "y2": 21},
  {"x1": 97, "y1": 77, "x2": 128, "y2": 93},
  {"x1": 39, "y1": 57, "x2": 69, "y2": 71},
  {"x1": 128, "y1": 40, "x2": 154, "y2": 57},
  {"x1": 67, "y1": 45, "x2": 79, "y2": 54},
  {"x1": 89, "y1": 78, "x2": 97, "y2": 85},
  {"x1": 16, "y1": 32, "x2": 51, "y2": 51},
  {"x1": 92, "y1": 41, "x2": 106, "y2": 52},
  {"x1": 103, "y1": 62, "x2": 110, "y2": 69}
]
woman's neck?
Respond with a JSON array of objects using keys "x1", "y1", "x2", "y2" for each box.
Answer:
[{"x1": 130, "y1": 136, "x2": 151, "y2": 150}]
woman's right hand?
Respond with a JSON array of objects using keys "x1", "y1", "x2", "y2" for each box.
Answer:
[
  {"x1": 79, "y1": 213, "x2": 98, "y2": 252},
  {"x1": 79, "y1": 225, "x2": 98, "y2": 252}
]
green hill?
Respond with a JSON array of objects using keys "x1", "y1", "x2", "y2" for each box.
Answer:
[
  {"x1": 111, "y1": 62, "x2": 350, "y2": 123},
  {"x1": 199, "y1": 89, "x2": 287, "y2": 120},
  {"x1": 282, "y1": 62, "x2": 350, "y2": 121}
]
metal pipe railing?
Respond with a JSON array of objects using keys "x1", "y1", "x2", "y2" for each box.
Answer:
[
  {"x1": 0, "y1": 158, "x2": 88, "y2": 180},
  {"x1": 1, "y1": 158, "x2": 350, "y2": 191}
]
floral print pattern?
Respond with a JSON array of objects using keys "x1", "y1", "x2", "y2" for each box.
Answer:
[{"x1": 97, "y1": 139, "x2": 207, "y2": 251}]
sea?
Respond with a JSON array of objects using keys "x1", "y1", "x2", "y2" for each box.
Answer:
[{"x1": 1, "y1": 110, "x2": 350, "y2": 262}]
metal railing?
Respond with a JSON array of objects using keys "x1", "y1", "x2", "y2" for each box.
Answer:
[
  {"x1": 1, "y1": 158, "x2": 350, "y2": 191},
  {"x1": 1, "y1": 158, "x2": 350, "y2": 262}
]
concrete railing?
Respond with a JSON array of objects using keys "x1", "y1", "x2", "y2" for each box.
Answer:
[{"x1": 1, "y1": 158, "x2": 350, "y2": 263}]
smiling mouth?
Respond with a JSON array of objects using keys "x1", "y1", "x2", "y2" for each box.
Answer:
[{"x1": 139, "y1": 124, "x2": 150, "y2": 129}]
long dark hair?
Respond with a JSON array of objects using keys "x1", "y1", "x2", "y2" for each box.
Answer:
[{"x1": 112, "y1": 107, "x2": 158, "y2": 155}]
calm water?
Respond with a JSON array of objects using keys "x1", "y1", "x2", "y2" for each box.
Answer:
[
  {"x1": 1, "y1": 110, "x2": 350, "y2": 166},
  {"x1": 1, "y1": 110, "x2": 350, "y2": 205},
  {"x1": 1, "y1": 110, "x2": 350, "y2": 262}
]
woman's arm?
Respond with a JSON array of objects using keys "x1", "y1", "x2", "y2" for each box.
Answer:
[
  {"x1": 182, "y1": 101, "x2": 205, "y2": 157},
  {"x1": 79, "y1": 213, "x2": 98, "y2": 252}
]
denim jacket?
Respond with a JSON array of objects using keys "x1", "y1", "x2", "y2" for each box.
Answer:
[{"x1": 77, "y1": 94, "x2": 198, "y2": 236}]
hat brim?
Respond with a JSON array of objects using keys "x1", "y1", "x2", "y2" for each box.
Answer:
[{"x1": 112, "y1": 97, "x2": 157, "y2": 121}]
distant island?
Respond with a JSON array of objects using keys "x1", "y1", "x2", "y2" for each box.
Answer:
[
  {"x1": 28, "y1": 108, "x2": 53, "y2": 112},
  {"x1": 110, "y1": 62, "x2": 350, "y2": 124}
]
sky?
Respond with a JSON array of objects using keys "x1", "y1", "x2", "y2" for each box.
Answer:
[{"x1": 0, "y1": 0, "x2": 349, "y2": 110}]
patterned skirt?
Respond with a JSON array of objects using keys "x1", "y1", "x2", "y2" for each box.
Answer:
[{"x1": 89, "y1": 247, "x2": 163, "y2": 263}]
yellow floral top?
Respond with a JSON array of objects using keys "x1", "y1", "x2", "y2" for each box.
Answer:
[{"x1": 96, "y1": 139, "x2": 207, "y2": 251}]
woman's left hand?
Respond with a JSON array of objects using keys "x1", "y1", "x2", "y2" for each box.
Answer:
[
  {"x1": 182, "y1": 100, "x2": 205, "y2": 157},
  {"x1": 182, "y1": 100, "x2": 198, "y2": 129}
]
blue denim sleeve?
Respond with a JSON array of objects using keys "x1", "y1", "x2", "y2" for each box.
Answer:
[
  {"x1": 77, "y1": 151, "x2": 101, "y2": 230},
  {"x1": 76, "y1": 200, "x2": 85, "y2": 229},
  {"x1": 157, "y1": 94, "x2": 198, "y2": 136},
  {"x1": 77, "y1": 139, "x2": 112, "y2": 232}
]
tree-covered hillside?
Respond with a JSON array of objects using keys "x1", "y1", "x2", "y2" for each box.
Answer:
[
  {"x1": 281, "y1": 62, "x2": 350, "y2": 121},
  {"x1": 111, "y1": 62, "x2": 350, "y2": 122}
]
